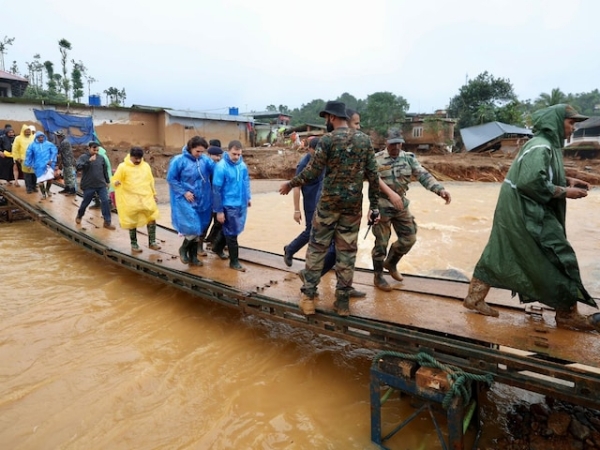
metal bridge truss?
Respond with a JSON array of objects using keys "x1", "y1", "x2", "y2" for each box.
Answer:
[{"x1": 7, "y1": 194, "x2": 600, "y2": 411}]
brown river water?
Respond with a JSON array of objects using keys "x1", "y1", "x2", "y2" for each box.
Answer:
[{"x1": 1, "y1": 181, "x2": 599, "y2": 449}]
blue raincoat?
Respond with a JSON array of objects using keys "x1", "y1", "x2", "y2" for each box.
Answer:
[
  {"x1": 24, "y1": 131, "x2": 58, "y2": 177},
  {"x1": 167, "y1": 148, "x2": 214, "y2": 236},
  {"x1": 212, "y1": 152, "x2": 251, "y2": 236}
]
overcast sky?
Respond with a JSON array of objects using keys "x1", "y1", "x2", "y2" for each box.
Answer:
[{"x1": 3, "y1": 0, "x2": 599, "y2": 114}]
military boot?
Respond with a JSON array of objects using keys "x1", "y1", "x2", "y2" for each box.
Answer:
[
  {"x1": 179, "y1": 238, "x2": 192, "y2": 264},
  {"x1": 226, "y1": 237, "x2": 246, "y2": 272},
  {"x1": 373, "y1": 260, "x2": 392, "y2": 292},
  {"x1": 383, "y1": 252, "x2": 404, "y2": 282},
  {"x1": 463, "y1": 277, "x2": 499, "y2": 317},
  {"x1": 333, "y1": 291, "x2": 351, "y2": 317},
  {"x1": 147, "y1": 223, "x2": 161, "y2": 250},
  {"x1": 187, "y1": 240, "x2": 203, "y2": 266},
  {"x1": 130, "y1": 228, "x2": 142, "y2": 253}
]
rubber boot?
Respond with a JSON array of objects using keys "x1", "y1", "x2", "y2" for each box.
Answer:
[
  {"x1": 197, "y1": 236, "x2": 207, "y2": 257},
  {"x1": 179, "y1": 238, "x2": 191, "y2": 264},
  {"x1": 212, "y1": 231, "x2": 228, "y2": 260},
  {"x1": 333, "y1": 291, "x2": 351, "y2": 317},
  {"x1": 130, "y1": 229, "x2": 142, "y2": 253},
  {"x1": 555, "y1": 305, "x2": 600, "y2": 332},
  {"x1": 147, "y1": 223, "x2": 161, "y2": 250},
  {"x1": 373, "y1": 261, "x2": 392, "y2": 292},
  {"x1": 187, "y1": 240, "x2": 203, "y2": 266},
  {"x1": 383, "y1": 253, "x2": 404, "y2": 282},
  {"x1": 463, "y1": 277, "x2": 499, "y2": 317},
  {"x1": 226, "y1": 236, "x2": 246, "y2": 272}
]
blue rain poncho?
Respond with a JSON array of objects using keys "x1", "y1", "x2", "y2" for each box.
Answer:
[
  {"x1": 212, "y1": 152, "x2": 251, "y2": 236},
  {"x1": 24, "y1": 131, "x2": 58, "y2": 177},
  {"x1": 167, "y1": 148, "x2": 214, "y2": 236}
]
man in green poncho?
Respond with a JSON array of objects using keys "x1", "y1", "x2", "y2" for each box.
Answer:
[{"x1": 463, "y1": 104, "x2": 600, "y2": 332}]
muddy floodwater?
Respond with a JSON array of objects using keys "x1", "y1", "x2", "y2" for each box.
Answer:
[{"x1": 1, "y1": 181, "x2": 599, "y2": 449}]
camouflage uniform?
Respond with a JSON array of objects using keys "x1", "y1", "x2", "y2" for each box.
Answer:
[
  {"x1": 58, "y1": 140, "x2": 76, "y2": 190},
  {"x1": 288, "y1": 127, "x2": 379, "y2": 302},
  {"x1": 372, "y1": 149, "x2": 445, "y2": 265}
]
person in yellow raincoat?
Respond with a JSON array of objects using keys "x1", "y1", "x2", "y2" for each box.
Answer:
[
  {"x1": 11, "y1": 125, "x2": 35, "y2": 192},
  {"x1": 112, "y1": 147, "x2": 161, "y2": 253}
]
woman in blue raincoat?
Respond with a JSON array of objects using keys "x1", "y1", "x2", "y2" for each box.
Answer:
[{"x1": 166, "y1": 136, "x2": 214, "y2": 266}]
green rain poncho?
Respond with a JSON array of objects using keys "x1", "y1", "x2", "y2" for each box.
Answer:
[{"x1": 473, "y1": 104, "x2": 595, "y2": 310}]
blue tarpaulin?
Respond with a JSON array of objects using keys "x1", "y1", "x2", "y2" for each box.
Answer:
[{"x1": 33, "y1": 109, "x2": 95, "y2": 145}]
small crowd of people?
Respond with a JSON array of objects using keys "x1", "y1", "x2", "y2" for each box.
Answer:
[
  {"x1": 278, "y1": 100, "x2": 599, "y2": 333},
  {"x1": 2, "y1": 100, "x2": 598, "y2": 333}
]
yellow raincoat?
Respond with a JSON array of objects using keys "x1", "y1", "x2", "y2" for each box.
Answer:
[
  {"x1": 11, "y1": 125, "x2": 35, "y2": 174},
  {"x1": 112, "y1": 155, "x2": 159, "y2": 229}
]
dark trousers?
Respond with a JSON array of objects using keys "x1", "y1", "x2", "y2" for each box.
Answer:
[
  {"x1": 78, "y1": 186, "x2": 111, "y2": 223},
  {"x1": 286, "y1": 207, "x2": 336, "y2": 275},
  {"x1": 24, "y1": 173, "x2": 37, "y2": 192}
]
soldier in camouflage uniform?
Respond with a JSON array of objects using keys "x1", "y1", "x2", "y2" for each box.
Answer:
[
  {"x1": 55, "y1": 131, "x2": 77, "y2": 195},
  {"x1": 279, "y1": 101, "x2": 380, "y2": 317},
  {"x1": 372, "y1": 129, "x2": 451, "y2": 291}
]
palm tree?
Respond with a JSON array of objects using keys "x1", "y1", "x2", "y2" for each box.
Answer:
[{"x1": 535, "y1": 88, "x2": 567, "y2": 108}]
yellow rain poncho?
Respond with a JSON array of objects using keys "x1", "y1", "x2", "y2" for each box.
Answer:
[
  {"x1": 112, "y1": 155, "x2": 159, "y2": 229},
  {"x1": 11, "y1": 125, "x2": 35, "y2": 174}
]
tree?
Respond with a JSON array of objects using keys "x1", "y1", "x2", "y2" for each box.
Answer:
[
  {"x1": 0, "y1": 36, "x2": 15, "y2": 71},
  {"x1": 265, "y1": 104, "x2": 277, "y2": 112},
  {"x1": 448, "y1": 71, "x2": 517, "y2": 128},
  {"x1": 71, "y1": 59, "x2": 86, "y2": 103},
  {"x1": 44, "y1": 61, "x2": 58, "y2": 93},
  {"x1": 104, "y1": 86, "x2": 126, "y2": 107},
  {"x1": 119, "y1": 87, "x2": 126, "y2": 107},
  {"x1": 289, "y1": 99, "x2": 326, "y2": 126},
  {"x1": 9, "y1": 60, "x2": 19, "y2": 75},
  {"x1": 278, "y1": 104, "x2": 290, "y2": 114},
  {"x1": 85, "y1": 75, "x2": 98, "y2": 97},
  {"x1": 568, "y1": 89, "x2": 600, "y2": 116},
  {"x1": 535, "y1": 88, "x2": 567, "y2": 109},
  {"x1": 58, "y1": 39, "x2": 72, "y2": 99},
  {"x1": 361, "y1": 91, "x2": 409, "y2": 137},
  {"x1": 335, "y1": 92, "x2": 361, "y2": 111}
]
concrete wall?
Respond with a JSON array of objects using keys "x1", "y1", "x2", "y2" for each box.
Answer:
[
  {"x1": 164, "y1": 115, "x2": 250, "y2": 153},
  {"x1": 0, "y1": 101, "x2": 251, "y2": 152}
]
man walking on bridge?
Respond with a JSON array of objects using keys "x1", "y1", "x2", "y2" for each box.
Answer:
[
  {"x1": 279, "y1": 101, "x2": 380, "y2": 317},
  {"x1": 464, "y1": 104, "x2": 600, "y2": 332}
]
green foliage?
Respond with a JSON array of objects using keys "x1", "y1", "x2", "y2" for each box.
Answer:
[
  {"x1": 361, "y1": 91, "x2": 409, "y2": 137},
  {"x1": 58, "y1": 39, "x2": 72, "y2": 99},
  {"x1": 22, "y1": 85, "x2": 68, "y2": 103},
  {"x1": 289, "y1": 99, "x2": 326, "y2": 126},
  {"x1": 448, "y1": 71, "x2": 517, "y2": 128},
  {"x1": 534, "y1": 88, "x2": 567, "y2": 109},
  {"x1": 567, "y1": 89, "x2": 600, "y2": 116},
  {"x1": 104, "y1": 86, "x2": 126, "y2": 107},
  {"x1": 44, "y1": 61, "x2": 57, "y2": 93},
  {"x1": 71, "y1": 60, "x2": 85, "y2": 103}
]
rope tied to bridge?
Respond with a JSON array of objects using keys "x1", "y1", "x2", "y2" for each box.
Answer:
[{"x1": 372, "y1": 350, "x2": 494, "y2": 409}]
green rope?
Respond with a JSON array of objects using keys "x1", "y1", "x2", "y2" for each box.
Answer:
[{"x1": 372, "y1": 350, "x2": 494, "y2": 409}]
